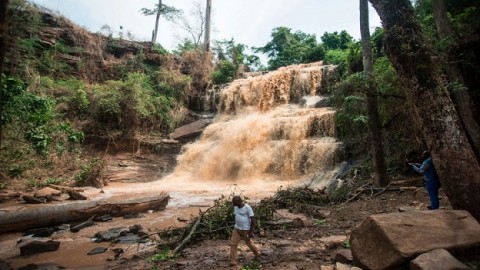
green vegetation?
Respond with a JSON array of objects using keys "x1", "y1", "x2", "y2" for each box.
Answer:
[{"x1": 254, "y1": 27, "x2": 325, "y2": 70}]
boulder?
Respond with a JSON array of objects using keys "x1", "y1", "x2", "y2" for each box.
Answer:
[
  {"x1": 350, "y1": 210, "x2": 480, "y2": 270},
  {"x1": 335, "y1": 249, "x2": 353, "y2": 264},
  {"x1": 169, "y1": 119, "x2": 211, "y2": 140},
  {"x1": 300, "y1": 95, "x2": 330, "y2": 108},
  {"x1": 20, "y1": 240, "x2": 60, "y2": 256},
  {"x1": 34, "y1": 187, "x2": 61, "y2": 198},
  {"x1": 410, "y1": 249, "x2": 469, "y2": 270}
]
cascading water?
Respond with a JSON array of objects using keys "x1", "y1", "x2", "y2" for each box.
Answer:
[{"x1": 172, "y1": 61, "x2": 344, "y2": 185}]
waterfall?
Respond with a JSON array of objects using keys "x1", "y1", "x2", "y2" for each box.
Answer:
[{"x1": 174, "y1": 62, "x2": 344, "y2": 184}]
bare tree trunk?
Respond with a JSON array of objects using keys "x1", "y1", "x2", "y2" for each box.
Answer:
[
  {"x1": 204, "y1": 0, "x2": 212, "y2": 52},
  {"x1": 152, "y1": 0, "x2": 162, "y2": 43},
  {"x1": 360, "y1": 0, "x2": 389, "y2": 187},
  {"x1": 0, "y1": 0, "x2": 9, "y2": 150},
  {"x1": 431, "y1": 0, "x2": 480, "y2": 162},
  {"x1": 369, "y1": 0, "x2": 480, "y2": 221}
]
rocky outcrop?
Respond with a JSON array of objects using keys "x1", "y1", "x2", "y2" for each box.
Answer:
[
  {"x1": 410, "y1": 249, "x2": 470, "y2": 270},
  {"x1": 169, "y1": 119, "x2": 212, "y2": 141},
  {"x1": 350, "y1": 210, "x2": 480, "y2": 269}
]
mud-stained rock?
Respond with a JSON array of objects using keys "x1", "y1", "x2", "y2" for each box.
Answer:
[
  {"x1": 410, "y1": 249, "x2": 469, "y2": 270},
  {"x1": 169, "y1": 119, "x2": 212, "y2": 140},
  {"x1": 70, "y1": 219, "x2": 95, "y2": 232},
  {"x1": 24, "y1": 227, "x2": 55, "y2": 237},
  {"x1": 335, "y1": 249, "x2": 353, "y2": 264},
  {"x1": 350, "y1": 210, "x2": 480, "y2": 270},
  {"x1": 22, "y1": 195, "x2": 46, "y2": 204},
  {"x1": 87, "y1": 247, "x2": 108, "y2": 255},
  {"x1": 20, "y1": 240, "x2": 60, "y2": 256},
  {"x1": 67, "y1": 190, "x2": 87, "y2": 200},
  {"x1": 34, "y1": 187, "x2": 61, "y2": 198},
  {"x1": 94, "y1": 227, "x2": 129, "y2": 242}
]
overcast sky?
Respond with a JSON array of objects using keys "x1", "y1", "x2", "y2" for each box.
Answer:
[{"x1": 30, "y1": 0, "x2": 382, "y2": 53}]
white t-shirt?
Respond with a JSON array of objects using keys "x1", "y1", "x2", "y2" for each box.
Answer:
[{"x1": 234, "y1": 204, "x2": 254, "y2": 230}]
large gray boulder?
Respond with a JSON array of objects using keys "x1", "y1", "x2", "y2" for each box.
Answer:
[
  {"x1": 169, "y1": 119, "x2": 211, "y2": 140},
  {"x1": 410, "y1": 249, "x2": 469, "y2": 270},
  {"x1": 350, "y1": 210, "x2": 480, "y2": 270}
]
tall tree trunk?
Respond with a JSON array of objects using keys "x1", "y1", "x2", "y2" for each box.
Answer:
[
  {"x1": 431, "y1": 0, "x2": 480, "y2": 162},
  {"x1": 0, "y1": 0, "x2": 9, "y2": 150},
  {"x1": 204, "y1": 0, "x2": 212, "y2": 52},
  {"x1": 369, "y1": 0, "x2": 480, "y2": 220},
  {"x1": 152, "y1": 0, "x2": 162, "y2": 43},
  {"x1": 360, "y1": 0, "x2": 389, "y2": 187}
]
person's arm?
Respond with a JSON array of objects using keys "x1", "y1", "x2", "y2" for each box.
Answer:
[
  {"x1": 249, "y1": 216, "x2": 256, "y2": 237},
  {"x1": 410, "y1": 159, "x2": 430, "y2": 174},
  {"x1": 246, "y1": 205, "x2": 255, "y2": 237}
]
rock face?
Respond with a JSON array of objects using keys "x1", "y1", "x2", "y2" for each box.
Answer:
[
  {"x1": 350, "y1": 210, "x2": 480, "y2": 270},
  {"x1": 410, "y1": 249, "x2": 470, "y2": 270}
]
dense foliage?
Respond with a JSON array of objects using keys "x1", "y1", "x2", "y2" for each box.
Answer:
[{"x1": 254, "y1": 27, "x2": 325, "y2": 71}]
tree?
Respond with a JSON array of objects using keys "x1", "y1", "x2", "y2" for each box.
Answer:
[
  {"x1": 140, "y1": 0, "x2": 182, "y2": 44},
  {"x1": 431, "y1": 0, "x2": 480, "y2": 161},
  {"x1": 0, "y1": 0, "x2": 9, "y2": 149},
  {"x1": 369, "y1": 0, "x2": 480, "y2": 220},
  {"x1": 321, "y1": 30, "x2": 353, "y2": 50},
  {"x1": 254, "y1": 27, "x2": 325, "y2": 70},
  {"x1": 204, "y1": 0, "x2": 212, "y2": 52},
  {"x1": 174, "y1": 0, "x2": 206, "y2": 49},
  {"x1": 360, "y1": 0, "x2": 389, "y2": 187}
]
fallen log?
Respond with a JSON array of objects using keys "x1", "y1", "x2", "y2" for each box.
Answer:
[{"x1": 0, "y1": 194, "x2": 169, "y2": 234}]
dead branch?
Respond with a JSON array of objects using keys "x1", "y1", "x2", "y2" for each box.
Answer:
[{"x1": 172, "y1": 213, "x2": 202, "y2": 255}]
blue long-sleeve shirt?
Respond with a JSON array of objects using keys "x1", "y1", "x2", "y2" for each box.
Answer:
[{"x1": 411, "y1": 157, "x2": 439, "y2": 186}]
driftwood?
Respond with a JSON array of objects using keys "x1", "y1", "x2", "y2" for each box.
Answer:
[
  {"x1": 0, "y1": 191, "x2": 21, "y2": 202},
  {"x1": 0, "y1": 194, "x2": 169, "y2": 233}
]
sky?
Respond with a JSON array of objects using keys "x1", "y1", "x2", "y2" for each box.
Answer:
[{"x1": 30, "y1": 0, "x2": 382, "y2": 53}]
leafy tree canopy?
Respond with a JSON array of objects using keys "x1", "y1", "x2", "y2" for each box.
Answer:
[
  {"x1": 254, "y1": 27, "x2": 325, "y2": 70},
  {"x1": 320, "y1": 30, "x2": 353, "y2": 51},
  {"x1": 140, "y1": 3, "x2": 182, "y2": 21}
]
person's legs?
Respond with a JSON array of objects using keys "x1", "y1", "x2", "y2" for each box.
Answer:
[
  {"x1": 244, "y1": 236, "x2": 260, "y2": 256},
  {"x1": 229, "y1": 229, "x2": 241, "y2": 265},
  {"x1": 426, "y1": 181, "x2": 440, "y2": 209}
]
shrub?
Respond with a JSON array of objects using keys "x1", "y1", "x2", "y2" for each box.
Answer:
[
  {"x1": 212, "y1": 60, "x2": 236, "y2": 85},
  {"x1": 75, "y1": 158, "x2": 104, "y2": 187}
]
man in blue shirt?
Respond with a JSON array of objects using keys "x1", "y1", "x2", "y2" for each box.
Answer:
[
  {"x1": 409, "y1": 151, "x2": 441, "y2": 209},
  {"x1": 229, "y1": 196, "x2": 260, "y2": 266}
]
